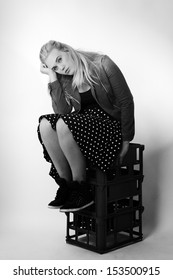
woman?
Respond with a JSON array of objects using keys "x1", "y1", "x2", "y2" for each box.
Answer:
[{"x1": 38, "y1": 40, "x2": 135, "y2": 212}]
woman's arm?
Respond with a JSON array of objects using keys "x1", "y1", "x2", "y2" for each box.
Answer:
[
  {"x1": 40, "y1": 63, "x2": 72, "y2": 114},
  {"x1": 101, "y1": 56, "x2": 135, "y2": 163}
]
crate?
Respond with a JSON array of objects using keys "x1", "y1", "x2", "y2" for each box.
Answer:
[{"x1": 66, "y1": 143, "x2": 145, "y2": 254}]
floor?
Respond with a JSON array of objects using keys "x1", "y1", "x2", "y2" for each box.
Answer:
[{"x1": 0, "y1": 206, "x2": 173, "y2": 260}]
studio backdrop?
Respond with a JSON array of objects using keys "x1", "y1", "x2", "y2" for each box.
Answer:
[{"x1": 0, "y1": 0, "x2": 173, "y2": 259}]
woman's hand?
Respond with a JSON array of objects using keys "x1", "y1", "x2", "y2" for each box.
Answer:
[
  {"x1": 40, "y1": 63, "x2": 50, "y2": 75},
  {"x1": 118, "y1": 141, "x2": 130, "y2": 165},
  {"x1": 40, "y1": 63, "x2": 57, "y2": 82}
]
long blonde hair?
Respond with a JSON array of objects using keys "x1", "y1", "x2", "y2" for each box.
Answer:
[{"x1": 39, "y1": 40, "x2": 100, "y2": 89}]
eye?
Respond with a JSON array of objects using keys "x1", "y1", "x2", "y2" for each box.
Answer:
[
  {"x1": 56, "y1": 56, "x2": 62, "y2": 63},
  {"x1": 52, "y1": 66, "x2": 58, "y2": 71}
]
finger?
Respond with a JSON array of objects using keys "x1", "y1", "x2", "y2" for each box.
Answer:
[
  {"x1": 116, "y1": 156, "x2": 120, "y2": 165},
  {"x1": 116, "y1": 154, "x2": 123, "y2": 165},
  {"x1": 119, "y1": 156, "x2": 123, "y2": 165}
]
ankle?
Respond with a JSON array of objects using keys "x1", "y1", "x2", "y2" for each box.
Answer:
[
  {"x1": 55, "y1": 177, "x2": 68, "y2": 188},
  {"x1": 73, "y1": 176, "x2": 86, "y2": 183}
]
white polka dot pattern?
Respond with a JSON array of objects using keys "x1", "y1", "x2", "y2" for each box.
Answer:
[{"x1": 38, "y1": 107, "x2": 122, "y2": 181}]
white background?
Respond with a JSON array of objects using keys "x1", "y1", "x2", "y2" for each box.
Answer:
[{"x1": 0, "y1": 0, "x2": 173, "y2": 260}]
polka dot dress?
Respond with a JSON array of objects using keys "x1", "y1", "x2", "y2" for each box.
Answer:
[{"x1": 37, "y1": 90, "x2": 122, "y2": 181}]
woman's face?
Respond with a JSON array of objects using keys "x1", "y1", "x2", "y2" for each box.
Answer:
[{"x1": 45, "y1": 48, "x2": 75, "y2": 75}]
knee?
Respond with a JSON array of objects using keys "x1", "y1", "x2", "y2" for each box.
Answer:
[
  {"x1": 39, "y1": 118, "x2": 52, "y2": 137},
  {"x1": 56, "y1": 118, "x2": 70, "y2": 139}
]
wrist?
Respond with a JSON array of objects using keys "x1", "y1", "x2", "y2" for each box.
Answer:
[
  {"x1": 123, "y1": 140, "x2": 130, "y2": 144},
  {"x1": 49, "y1": 70, "x2": 57, "y2": 83}
]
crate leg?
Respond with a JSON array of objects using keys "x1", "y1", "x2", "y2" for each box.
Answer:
[{"x1": 95, "y1": 169, "x2": 107, "y2": 252}]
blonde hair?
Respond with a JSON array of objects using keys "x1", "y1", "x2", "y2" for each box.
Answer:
[{"x1": 39, "y1": 40, "x2": 99, "y2": 89}]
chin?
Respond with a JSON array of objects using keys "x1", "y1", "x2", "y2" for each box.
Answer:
[{"x1": 68, "y1": 70, "x2": 74, "y2": 76}]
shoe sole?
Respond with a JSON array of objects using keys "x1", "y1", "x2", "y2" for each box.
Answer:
[
  {"x1": 60, "y1": 200, "x2": 94, "y2": 213},
  {"x1": 48, "y1": 205, "x2": 63, "y2": 209}
]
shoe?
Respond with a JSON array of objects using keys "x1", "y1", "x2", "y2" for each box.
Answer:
[
  {"x1": 48, "y1": 178, "x2": 68, "y2": 208},
  {"x1": 60, "y1": 181, "x2": 94, "y2": 212}
]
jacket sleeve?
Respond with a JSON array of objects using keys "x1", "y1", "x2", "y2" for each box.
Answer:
[
  {"x1": 48, "y1": 79, "x2": 72, "y2": 114},
  {"x1": 102, "y1": 55, "x2": 135, "y2": 141}
]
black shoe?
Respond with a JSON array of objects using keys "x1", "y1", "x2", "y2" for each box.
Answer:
[
  {"x1": 48, "y1": 178, "x2": 68, "y2": 208},
  {"x1": 60, "y1": 181, "x2": 94, "y2": 212}
]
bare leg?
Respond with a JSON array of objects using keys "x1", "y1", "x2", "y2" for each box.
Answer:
[
  {"x1": 56, "y1": 118, "x2": 86, "y2": 182},
  {"x1": 39, "y1": 118, "x2": 72, "y2": 181}
]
